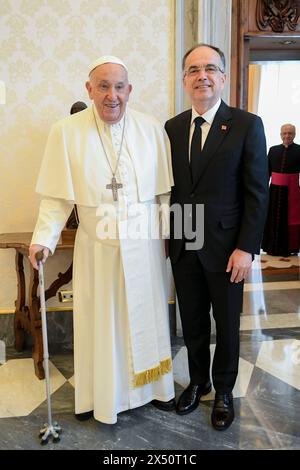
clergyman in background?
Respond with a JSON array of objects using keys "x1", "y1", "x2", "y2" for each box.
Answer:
[{"x1": 262, "y1": 123, "x2": 300, "y2": 257}]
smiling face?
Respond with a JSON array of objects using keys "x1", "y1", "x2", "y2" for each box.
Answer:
[
  {"x1": 183, "y1": 46, "x2": 226, "y2": 114},
  {"x1": 86, "y1": 63, "x2": 132, "y2": 124},
  {"x1": 280, "y1": 124, "x2": 295, "y2": 147}
]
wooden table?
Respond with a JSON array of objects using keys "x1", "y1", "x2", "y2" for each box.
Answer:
[{"x1": 0, "y1": 230, "x2": 76, "y2": 379}]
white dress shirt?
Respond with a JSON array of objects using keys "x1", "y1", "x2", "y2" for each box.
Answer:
[{"x1": 189, "y1": 98, "x2": 221, "y2": 161}]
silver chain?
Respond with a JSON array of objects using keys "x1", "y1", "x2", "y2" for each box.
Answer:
[{"x1": 92, "y1": 106, "x2": 126, "y2": 177}]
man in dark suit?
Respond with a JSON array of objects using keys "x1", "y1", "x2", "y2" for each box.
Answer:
[{"x1": 165, "y1": 44, "x2": 269, "y2": 430}]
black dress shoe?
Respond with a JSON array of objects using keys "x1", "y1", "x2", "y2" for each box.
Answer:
[
  {"x1": 176, "y1": 381, "x2": 212, "y2": 415},
  {"x1": 75, "y1": 410, "x2": 93, "y2": 421},
  {"x1": 151, "y1": 398, "x2": 176, "y2": 411},
  {"x1": 211, "y1": 392, "x2": 234, "y2": 431}
]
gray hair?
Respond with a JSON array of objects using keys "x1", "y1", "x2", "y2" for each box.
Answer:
[{"x1": 281, "y1": 123, "x2": 296, "y2": 134}]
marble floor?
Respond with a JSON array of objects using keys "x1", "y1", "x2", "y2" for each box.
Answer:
[{"x1": 0, "y1": 254, "x2": 299, "y2": 450}]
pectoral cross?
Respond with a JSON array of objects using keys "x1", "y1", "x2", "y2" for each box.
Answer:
[{"x1": 106, "y1": 176, "x2": 123, "y2": 201}]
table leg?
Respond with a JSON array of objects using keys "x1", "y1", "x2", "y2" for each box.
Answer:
[
  {"x1": 28, "y1": 262, "x2": 73, "y2": 379},
  {"x1": 14, "y1": 251, "x2": 26, "y2": 351}
]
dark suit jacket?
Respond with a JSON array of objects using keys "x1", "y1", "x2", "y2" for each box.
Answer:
[{"x1": 165, "y1": 100, "x2": 269, "y2": 271}]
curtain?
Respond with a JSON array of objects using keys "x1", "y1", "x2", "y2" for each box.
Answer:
[
  {"x1": 255, "y1": 62, "x2": 300, "y2": 149},
  {"x1": 248, "y1": 64, "x2": 261, "y2": 115}
]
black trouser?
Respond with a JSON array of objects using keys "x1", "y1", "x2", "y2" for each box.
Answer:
[{"x1": 172, "y1": 250, "x2": 243, "y2": 393}]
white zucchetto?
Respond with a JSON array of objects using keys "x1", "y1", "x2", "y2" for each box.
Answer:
[{"x1": 88, "y1": 55, "x2": 128, "y2": 76}]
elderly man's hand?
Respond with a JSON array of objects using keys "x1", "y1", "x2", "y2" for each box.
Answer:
[
  {"x1": 226, "y1": 248, "x2": 252, "y2": 283},
  {"x1": 29, "y1": 244, "x2": 50, "y2": 270}
]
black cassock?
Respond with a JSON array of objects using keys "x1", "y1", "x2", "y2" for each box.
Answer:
[{"x1": 262, "y1": 143, "x2": 300, "y2": 256}]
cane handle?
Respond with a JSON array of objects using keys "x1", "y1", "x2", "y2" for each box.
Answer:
[{"x1": 35, "y1": 251, "x2": 44, "y2": 262}]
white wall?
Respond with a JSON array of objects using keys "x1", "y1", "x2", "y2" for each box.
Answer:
[{"x1": 0, "y1": 0, "x2": 175, "y2": 310}]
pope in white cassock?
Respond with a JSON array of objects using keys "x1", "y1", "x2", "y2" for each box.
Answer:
[{"x1": 29, "y1": 56, "x2": 175, "y2": 424}]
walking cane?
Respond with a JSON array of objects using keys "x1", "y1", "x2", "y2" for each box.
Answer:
[{"x1": 36, "y1": 251, "x2": 62, "y2": 445}]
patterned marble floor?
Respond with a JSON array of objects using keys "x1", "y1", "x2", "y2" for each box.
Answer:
[{"x1": 0, "y1": 254, "x2": 299, "y2": 450}]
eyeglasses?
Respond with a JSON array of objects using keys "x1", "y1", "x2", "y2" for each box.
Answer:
[{"x1": 184, "y1": 64, "x2": 224, "y2": 77}]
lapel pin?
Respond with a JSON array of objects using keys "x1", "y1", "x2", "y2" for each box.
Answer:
[{"x1": 221, "y1": 124, "x2": 227, "y2": 131}]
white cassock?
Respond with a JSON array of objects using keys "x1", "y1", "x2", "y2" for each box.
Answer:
[{"x1": 31, "y1": 105, "x2": 175, "y2": 424}]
